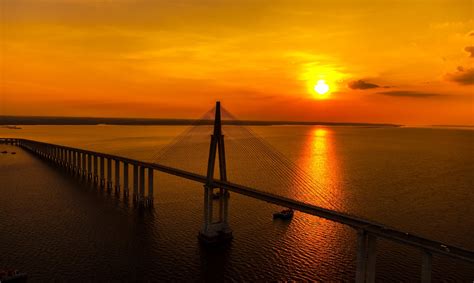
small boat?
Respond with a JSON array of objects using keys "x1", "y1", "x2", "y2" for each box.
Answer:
[
  {"x1": 11, "y1": 152, "x2": 16, "y2": 155},
  {"x1": 273, "y1": 208, "x2": 294, "y2": 220},
  {"x1": 0, "y1": 269, "x2": 27, "y2": 282},
  {"x1": 1, "y1": 151, "x2": 7, "y2": 154}
]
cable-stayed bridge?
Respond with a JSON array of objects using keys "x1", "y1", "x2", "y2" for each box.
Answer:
[{"x1": 1, "y1": 102, "x2": 473, "y2": 282}]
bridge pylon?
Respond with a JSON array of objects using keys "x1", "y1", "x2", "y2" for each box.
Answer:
[{"x1": 198, "y1": 101, "x2": 233, "y2": 245}]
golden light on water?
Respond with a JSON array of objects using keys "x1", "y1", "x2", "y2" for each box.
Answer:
[
  {"x1": 290, "y1": 127, "x2": 343, "y2": 208},
  {"x1": 285, "y1": 127, "x2": 345, "y2": 264}
]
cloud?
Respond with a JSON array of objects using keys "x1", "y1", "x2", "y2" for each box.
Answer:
[
  {"x1": 446, "y1": 67, "x2": 474, "y2": 85},
  {"x1": 348, "y1": 80, "x2": 379, "y2": 89},
  {"x1": 377, "y1": 91, "x2": 441, "y2": 98},
  {"x1": 465, "y1": 46, "x2": 474, "y2": 57}
]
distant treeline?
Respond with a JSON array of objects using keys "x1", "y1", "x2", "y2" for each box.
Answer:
[{"x1": 0, "y1": 116, "x2": 401, "y2": 127}]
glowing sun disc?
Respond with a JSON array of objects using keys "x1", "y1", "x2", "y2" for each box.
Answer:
[{"x1": 314, "y1": 80, "x2": 329, "y2": 95}]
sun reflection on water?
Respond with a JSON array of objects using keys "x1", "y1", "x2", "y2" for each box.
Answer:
[
  {"x1": 290, "y1": 127, "x2": 343, "y2": 210},
  {"x1": 282, "y1": 127, "x2": 348, "y2": 273},
  {"x1": 278, "y1": 127, "x2": 351, "y2": 278}
]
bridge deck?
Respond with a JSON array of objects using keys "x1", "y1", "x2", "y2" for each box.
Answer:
[{"x1": 2, "y1": 137, "x2": 473, "y2": 264}]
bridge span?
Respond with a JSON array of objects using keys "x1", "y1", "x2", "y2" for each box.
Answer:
[{"x1": 1, "y1": 104, "x2": 473, "y2": 282}]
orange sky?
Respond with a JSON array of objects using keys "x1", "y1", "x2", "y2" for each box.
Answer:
[{"x1": 1, "y1": 0, "x2": 473, "y2": 125}]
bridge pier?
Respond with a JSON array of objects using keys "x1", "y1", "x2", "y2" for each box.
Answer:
[
  {"x1": 421, "y1": 250, "x2": 432, "y2": 283},
  {"x1": 87, "y1": 154, "x2": 92, "y2": 181},
  {"x1": 77, "y1": 152, "x2": 81, "y2": 176},
  {"x1": 61, "y1": 148, "x2": 65, "y2": 166},
  {"x1": 147, "y1": 168, "x2": 154, "y2": 207},
  {"x1": 66, "y1": 150, "x2": 70, "y2": 171},
  {"x1": 76, "y1": 151, "x2": 80, "y2": 176},
  {"x1": 107, "y1": 158, "x2": 113, "y2": 191},
  {"x1": 355, "y1": 229, "x2": 377, "y2": 283},
  {"x1": 73, "y1": 151, "x2": 77, "y2": 173},
  {"x1": 114, "y1": 159, "x2": 120, "y2": 194},
  {"x1": 58, "y1": 148, "x2": 62, "y2": 165},
  {"x1": 100, "y1": 156, "x2": 105, "y2": 188},
  {"x1": 123, "y1": 162, "x2": 129, "y2": 198},
  {"x1": 72, "y1": 151, "x2": 77, "y2": 175},
  {"x1": 93, "y1": 155, "x2": 98, "y2": 184},
  {"x1": 133, "y1": 164, "x2": 139, "y2": 203},
  {"x1": 139, "y1": 166, "x2": 145, "y2": 206},
  {"x1": 82, "y1": 152, "x2": 87, "y2": 179}
]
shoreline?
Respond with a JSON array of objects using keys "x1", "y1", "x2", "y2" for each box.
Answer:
[{"x1": 0, "y1": 116, "x2": 401, "y2": 127}]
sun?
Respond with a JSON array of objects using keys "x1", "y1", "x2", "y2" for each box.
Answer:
[{"x1": 314, "y1": 80, "x2": 329, "y2": 95}]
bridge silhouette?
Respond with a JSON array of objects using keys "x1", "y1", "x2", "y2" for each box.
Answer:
[{"x1": 1, "y1": 101, "x2": 473, "y2": 282}]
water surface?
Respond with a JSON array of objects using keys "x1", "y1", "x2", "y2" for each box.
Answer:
[{"x1": 1, "y1": 125, "x2": 473, "y2": 281}]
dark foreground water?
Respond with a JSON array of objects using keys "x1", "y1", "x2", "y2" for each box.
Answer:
[{"x1": 1, "y1": 126, "x2": 473, "y2": 281}]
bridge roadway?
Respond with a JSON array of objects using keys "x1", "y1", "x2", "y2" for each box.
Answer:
[{"x1": 2, "y1": 138, "x2": 474, "y2": 266}]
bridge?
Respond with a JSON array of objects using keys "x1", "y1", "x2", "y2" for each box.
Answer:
[{"x1": 1, "y1": 102, "x2": 473, "y2": 282}]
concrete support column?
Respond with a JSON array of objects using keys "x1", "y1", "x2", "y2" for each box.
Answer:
[
  {"x1": 218, "y1": 188, "x2": 224, "y2": 222},
  {"x1": 223, "y1": 190, "x2": 229, "y2": 224},
  {"x1": 59, "y1": 148, "x2": 63, "y2": 165},
  {"x1": 73, "y1": 151, "x2": 77, "y2": 175},
  {"x1": 114, "y1": 160, "x2": 120, "y2": 193},
  {"x1": 366, "y1": 234, "x2": 377, "y2": 283},
  {"x1": 69, "y1": 150, "x2": 73, "y2": 171},
  {"x1": 139, "y1": 166, "x2": 145, "y2": 205},
  {"x1": 77, "y1": 152, "x2": 81, "y2": 175},
  {"x1": 202, "y1": 185, "x2": 212, "y2": 233},
  {"x1": 421, "y1": 250, "x2": 432, "y2": 283},
  {"x1": 78, "y1": 152, "x2": 83, "y2": 176},
  {"x1": 107, "y1": 158, "x2": 113, "y2": 190},
  {"x1": 93, "y1": 155, "x2": 98, "y2": 184},
  {"x1": 133, "y1": 164, "x2": 139, "y2": 202},
  {"x1": 79, "y1": 152, "x2": 83, "y2": 176},
  {"x1": 123, "y1": 163, "x2": 129, "y2": 198},
  {"x1": 356, "y1": 229, "x2": 367, "y2": 283},
  {"x1": 147, "y1": 168, "x2": 154, "y2": 206},
  {"x1": 100, "y1": 157, "x2": 105, "y2": 187},
  {"x1": 87, "y1": 154, "x2": 92, "y2": 180},
  {"x1": 82, "y1": 152, "x2": 87, "y2": 178},
  {"x1": 66, "y1": 150, "x2": 70, "y2": 169}
]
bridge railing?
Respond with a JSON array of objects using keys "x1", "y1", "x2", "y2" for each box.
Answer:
[{"x1": 2, "y1": 137, "x2": 473, "y2": 282}]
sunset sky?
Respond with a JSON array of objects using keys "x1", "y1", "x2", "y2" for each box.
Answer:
[{"x1": 1, "y1": 0, "x2": 473, "y2": 125}]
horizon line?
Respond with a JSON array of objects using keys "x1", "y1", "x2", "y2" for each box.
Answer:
[{"x1": 0, "y1": 115, "x2": 402, "y2": 127}]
